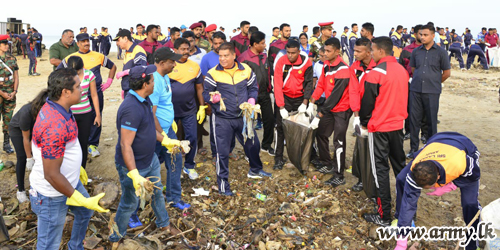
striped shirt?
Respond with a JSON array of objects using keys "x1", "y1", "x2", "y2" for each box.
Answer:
[{"x1": 71, "y1": 69, "x2": 95, "y2": 114}]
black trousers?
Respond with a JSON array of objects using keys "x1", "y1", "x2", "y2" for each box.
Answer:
[
  {"x1": 274, "y1": 95, "x2": 304, "y2": 161},
  {"x1": 75, "y1": 112, "x2": 94, "y2": 168},
  {"x1": 368, "y1": 130, "x2": 405, "y2": 220},
  {"x1": 10, "y1": 133, "x2": 27, "y2": 191},
  {"x1": 316, "y1": 110, "x2": 352, "y2": 177},
  {"x1": 405, "y1": 82, "x2": 428, "y2": 135},
  {"x1": 409, "y1": 91, "x2": 440, "y2": 151},
  {"x1": 88, "y1": 91, "x2": 104, "y2": 147},
  {"x1": 258, "y1": 93, "x2": 275, "y2": 149}
]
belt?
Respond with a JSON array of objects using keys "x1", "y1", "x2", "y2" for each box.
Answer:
[{"x1": 0, "y1": 76, "x2": 13, "y2": 82}]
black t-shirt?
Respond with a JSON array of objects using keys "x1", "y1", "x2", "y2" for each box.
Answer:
[{"x1": 9, "y1": 103, "x2": 34, "y2": 137}]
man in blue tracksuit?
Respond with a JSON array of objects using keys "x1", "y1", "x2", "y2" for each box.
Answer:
[
  {"x1": 466, "y1": 44, "x2": 489, "y2": 70},
  {"x1": 449, "y1": 34, "x2": 465, "y2": 69},
  {"x1": 341, "y1": 26, "x2": 349, "y2": 57},
  {"x1": 203, "y1": 42, "x2": 272, "y2": 196},
  {"x1": 462, "y1": 28, "x2": 473, "y2": 55},
  {"x1": 348, "y1": 24, "x2": 358, "y2": 65},
  {"x1": 394, "y1": 132, "x2": 481, "y2": 250}
]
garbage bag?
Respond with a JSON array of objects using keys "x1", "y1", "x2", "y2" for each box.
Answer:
[
  {"x1": 0, "y1": 209, "x2": 9, "y2": 243},
  {"x1": 487, "y1": 47, "x2": 499, "y2": 67},
  {"x1": 282, "y1": 113, "x2": 315, "y2": 175},
  {"x1": 351, "y1": 135, "x2": 376, "y2": 199}
]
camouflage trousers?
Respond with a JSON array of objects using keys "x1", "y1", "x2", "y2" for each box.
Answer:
[{"x1": 0, "y1": 88, "x2": 16, "y2": 134}]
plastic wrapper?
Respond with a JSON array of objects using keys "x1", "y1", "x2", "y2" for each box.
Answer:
[{"x1": 282, "y1": 113, "x2": 315, "y2": 175}]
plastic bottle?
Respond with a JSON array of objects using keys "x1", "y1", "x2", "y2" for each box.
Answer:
[
  {"x1": 0, "y1": 160, "x2": 4, "y2": 171},
  {"x1": 255, "y1": 193, "x2": 267, "y2": 201}
]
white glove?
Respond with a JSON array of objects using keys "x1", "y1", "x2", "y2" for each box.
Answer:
[
  {"x1": 306, "y1": 104, "x2": 315, "y2": 117},
  {"x1": 352, "y1": 116, "x2": 360, "y2": 131},
  {"x1": 360, "y1": 126, "x2": 369, "y2": 138},
  {"x1": 298, "y1": 103, "x2": 307, "y2": 113},
  {"x1": 309, "y1": 117, "x2": 320, "y2": 130},
  {"x1": 26, "y1": 158, "x2": 35, "y2": 171},
  {"x1": 280, "y1": 108, "x2": 289, "y2": 120}
]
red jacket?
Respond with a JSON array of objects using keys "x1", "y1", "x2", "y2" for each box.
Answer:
[
  {"x1": 230, "y1": 33, "x2": 249, "y2": 57},
  {"x1": 312, "y1": 56, "x2": 352, "y2": 114},
  {"x1": 359, "y1": 56, "x2": 409, "y2": 132},
  {"x1": 274, "y1": 54, "x2": 313, "y2": 107},
  {"x1": 349, "y1": 59, "x2": 376, "y2": 112}
]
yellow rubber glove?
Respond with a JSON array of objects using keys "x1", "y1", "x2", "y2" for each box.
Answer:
[
  {"x1": 197, "y1": 105, "x2": 208, "y2": 124},
  {"x1": 161, "y1": 131, "x2": 181, "y2": 152},
  {"x1": 79, "y1": 166, "x2": 88, "y2": 185},
  {"x1": 126, "y1": 169, "x2": 148, "y2": 194},
  {"x1": 66, "y1": 190, "x2": 109, "y2": 213},
  {"x1": 171, "y1": 121, "x2": 178, "y2": 133}
]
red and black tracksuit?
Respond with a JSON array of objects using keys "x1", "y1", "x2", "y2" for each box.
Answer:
[
  {"x1": 359, "y1": 56, "x2": 409, "y2": 220},
  {"x1": 312, "y1": 56, "x2": 353, "y2": 177},
  {"x1": 237, "y1": 49, "x2": 275, "y2": 150},
  {"x1": 350, "y1": 59, "x2": 376, "y2": 185},
  {"x1": 274, "y1": 54, "x2": 313, "y2": 162},
  {"x1": 267, "y1": 39, "x2": 287, "y2": 91},
  {"x1": 230, "y1": 33, "x2": 249, "y2": 57}
]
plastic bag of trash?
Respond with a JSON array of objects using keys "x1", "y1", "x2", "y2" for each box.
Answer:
[
  {"x1": 282, "y1": 112, "x2": 315, "y2": 175},
  {"x1": 351, "y1": 135, "x2": 376, "y2": 199}
]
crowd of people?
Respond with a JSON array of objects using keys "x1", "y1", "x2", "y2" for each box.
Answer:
[{"x1": 0, "y1": 19, "x2": 494, "y2": 250}]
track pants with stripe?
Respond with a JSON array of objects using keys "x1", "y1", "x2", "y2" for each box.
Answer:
[
  {"x1": 395, "y1": 161, "x2": 481, "y2": 250},
  {"x1": 274, "y1": 95, "x2": 303, "y2": 162},
  {"x1": 213, "y1": 115, "x2": 263, "y2": 193},
  {"x1": 449, "y1": 43, "x2": 465, "y2": 69},
  {"x1": 369, "y1": 130, "x2": 405, "y2": 220},
  {"x1": 316, "y1": 110, "x2": 352, "y2": 177}
]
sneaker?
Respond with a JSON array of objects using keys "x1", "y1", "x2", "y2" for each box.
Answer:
[
  {"x1": 324, "y1": 176, "x2": 346, "y2": 187},
  {"x1": 219, "y1": 190, "x2": 234, "y2": 196},
  {"x1": 17, "y1": 191, "x2": 28, "y2": 203},
  {"x1": 261, "y1": 147, "x2": 275, "y2": 156},
  {"x1": 32, "y1": 72, "x2": 41, "y2": 76},
  {"x1": 403, "y1": 133, "x2": 411, "y2": 140},
  {"x1": 254, "y1": 120, "x2": 262, "y2": 130},
  {"x1": 406, "y1": 149, "x2": 416, "y2": 159},
  {"x1": 88, "y1": 145, "x2": 100, "y2": 158},
  {"x1": 352, "y1": 181, "x2": 363, "y2": 192},
  {"x1": 248, "y1": 170, "x2": 273, "y2": 179},
  {"x1": 128, "y1": 214, "x2": 143, "y2": 228},
  {"x1": 311, "y1": 159, "x2": 322, "y2": 169},
  {"x1": 273, "y1": 159, "x2": 286, "y2": 170},
  {"x1": 183, "y1": 168, "x2": 199, "y2": 180},
  {"x1": 179, "y1": 200, "x2": 191, "y2": 209},
  {"x1": 363, "y1": 213, "x2": 391, "y2": 227},
  {"x1": 170, "y1": 200, "x2": 191, "y2": 210},
  {"x1": 318, "y1": 165, "x2": 334, "y2": 174}
]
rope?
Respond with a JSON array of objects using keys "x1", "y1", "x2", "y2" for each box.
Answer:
[{"x1": 209, "y1": 91, "x2": 226, "y2": 111}]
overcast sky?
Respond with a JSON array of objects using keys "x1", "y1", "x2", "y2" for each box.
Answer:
[{"x1": 3, "y1": 0, "x2": 500, "y2": 39}]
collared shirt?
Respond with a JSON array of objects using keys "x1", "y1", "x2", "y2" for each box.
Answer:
[
  {"x1": 150, "y1": 71, "x2": 174, "y2": 131},
  {"x1": 58, "y1": 50, "x2": 114, "y2": 88},
  {"x1": 49, "y1": 40, "x2": 79, "y2": 70},
  {"x1": 485, "y1": 34, "x2": 499, "y2": 47},
  {"x1": 122, "y1": 43, "x2": 148, "y2": 91},
  {"x1": 200, "y1": 51, "x2": 220, "y2": 76},
  {"x1": 168, "y1": 59, "x2": 203, "y2": 117},
  {"x1": 30, "y1": 100, "x2": 81, "y2": 197},
  {"x1": 410, "y1": 43, "x2": 451, "y2": 94},
  {"x1": 477, "y1": 32, "x2": 486, "y2": 43},
  {"x1": 115, "y1": 90, "x2": 156, "y2": 169},
  {"x1": 189, "y1": 46, "x2": 207, "y2": 65}
]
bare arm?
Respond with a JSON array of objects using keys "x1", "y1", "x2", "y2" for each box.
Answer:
[
  {"x1": 196, "y1": 84, "x2": 205, "y2": 106},
  {"x1": 43, "y1": 157, "x2": 75, "y2": 197},
  {"x1": 89, "y1": 80, "x2": 101, "y2": 126},
  {"x1": 22, "y1": 130, "x2": 32, "y2": 158},
  {"x1": 108, "y1": 64, "x2": 117, "y2": 79},
  {"x1": 50, "y1": 58, "x2": 62, "y2": 67},
  {"x1": 441, "y1": 69, "x2": 451, "y2": 83}
]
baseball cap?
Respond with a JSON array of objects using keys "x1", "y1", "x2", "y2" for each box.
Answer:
[
  {"x1": 113, "y1": 29, "x2": 132, "y2": 41},
  {"x1": 180, "y1": 25, "x2": 187, "y2": 29},
  {"x1": 0, "y1": 34, "x2": 9, "y2": 43},
  {"x1": 154, "y1": 47, "x2": 182, "y2": 62},
  {"x1": 190, "y1": 22, "x2": 203, "y2": 30},
  {"x1": 206, "y1": 24, "x2": 217, "y2": 33},
  {"x1": 76, "y1": 33, "x2": 90, "y2": 42},
  {"x1": 129, "y1": 65, "x2": 157, "y2": 80},
  {"x1": 344, "y1": 26, "x2": 349, "y2": 30}
]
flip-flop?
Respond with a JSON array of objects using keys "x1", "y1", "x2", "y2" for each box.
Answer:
[
  {"x1": 229, "y1": 152, "x2": 241, "y2": 161},
  {"x1": 197, "y1": 147, "x2": 208, "y2": 156}
]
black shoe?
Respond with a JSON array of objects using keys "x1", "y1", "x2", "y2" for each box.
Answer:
[
  {"x1": 3, "y1": 133, "x2": 14, "y2": 154},
  {"x1": 403, "y1": 133, "x2": 410, "y2": 140},
  {"x1": 311, "y1": 158, "x2": 322, "y2": 169},
  {"x1": 352, "y1": 181, "x2": 363, "y2": 192},
  {"x1": 406, "y1": 149, "x2": 416, "y2": 159},
  {"x1": 363, "y1": 213, "x2": 391, "y2": 227},
  {"x1": 273, "y1": 159, "x2": 286, "y2": 170},
  {"x1": 261, "y1": 147, "x2": 275, "y2": 156},
  {"x1": 318, "y1": 165, "x2": 334, "y2": 174},
  {"x1": 420, "y1": 135, "x2": 427, "y2": 145},
  {"x1": 325, "y1": 176, "x2": 346, "y2": 187}
]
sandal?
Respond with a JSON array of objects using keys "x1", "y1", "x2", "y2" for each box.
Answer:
[
  {"x1": 197, "y1": 147, "x2": 208, "y2": 156},
  {"x1": 229, "y1": 152, "x2": 241, "y2": 161}
]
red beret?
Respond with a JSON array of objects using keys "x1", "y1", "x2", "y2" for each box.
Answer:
[
  {"x1": 206, "y1": 24, "x2": 217, "y2": 32},
  {"x1": 318, "y1": 22, "x2": 334, "y2": 27},
  {"x1": 189, "y1": 22, "x2": 203, "y2": 30},
  {"x1": 0, "y1": 34, "x2": 9, "y2": 42}
]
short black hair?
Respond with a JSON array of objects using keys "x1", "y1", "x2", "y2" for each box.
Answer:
[
  {"x1": 285, "y1": 39, "x2": 300, "y2": 50},
  {"x1": 324, "y1": 37, "x2": 341, "y2": 50},
  {"x1": 146, "y1": 24, "x2": 158, "y2": 34},
  {"x1": 372, "y1": 36, "x2": 393, "y2": 55},
  {"x1": 280, "y1": 23, "x2": 290, "y2": 31},
  {"x1": 397, "y1": 25, "x2": 403, "y2": 30},
  {"x1": 21, "y1": 29, "x2": 25, "y2": 33},
  {"x1": 174, "y1": 38, "x2": 190, "y2": 49},
  {"x1": 272, "y1": 27, "x2": 279, "y2": 32},
  {"x1": 48, "y1": 68, "x2": 78, "y2": 101},
  {"x1": 303, "y1": 25, "x2": 308, "y2": 30},
  {"x1": 313, "y1": 26, "x2": 320, "y2": 35},
  {"x1": 181, "y1": 31, "x2": 195, "y2": 39},
  {"x1": 136, "y1": 23, "x2": 143, "y2": 28},
  {"x1": 250, "y1": 31, "x2": 265, "y2": 46},
  {"x1": 249, "y1": 26, "x2": 259, "y2": 34},
  {"x1": 240, "y1": 21, "x2": 250, "y2": 28},
  {"x1": 412, "y1": 161, "x2": 439, "y2": 187},
  {"x1": 212, "y1": 31, "x2": 226, "y2": 41},
  {"x1": 129, "y1": 75, "x2": 152, "y2": 91},
  {"x1": 355, "y1": 37, "x2": 372, "y2": 48},
  {"x1": 62, "y1": 29, "x2": 73, "y2": 36},
  {"x1": 67, "y1": 56, "x2": 84, "y2": 71},
  {"x1": 421, "y1": 25, "x2": 436, "y2": 33},
  {"x1": 482, "y1": 27, "x2": 487, "y2": 31},
  {"x1": 299, "y1": 33, "x2": 308, "y2": 39},
  {"x1": 198, "y1": 20, "x2": 206, "y2": 27},
  {"x1": 414, "y1": 24, "x2": 423, "y2": 35},
  {"x1": 170, "y1": 27, "x2": 180, "y2": 36},
  {"x1": 219, "y1": 42, "x2": 235, "y2": 54},
  {"x1": 351, "y1": 23, "x2": 358, "y2": 28},
  {"x1": 362, "y1": 22, "x2": 374, "y2": 35}
]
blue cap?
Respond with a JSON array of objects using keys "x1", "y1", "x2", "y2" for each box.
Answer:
[
  {"x1": 129, "y1": 65, "x2": 157, "y2": 80},
  {"x1": 76, "y1": 33, "x2": 90, "y2": 42},
  {"x1": 180, "y1": 25, "x2": 187, "y2": 29},
  {"x1": 344, "y1": 26, "x2": 349, "y2": 30}
]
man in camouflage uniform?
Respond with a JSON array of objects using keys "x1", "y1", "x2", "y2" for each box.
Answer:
[
  {"x1": 190, "y1": 22, "x2": 211, "y2": 52},
  {"x1": 0, "y1": 35, "x2": 19, "y2": 153},
  {"x1": 310, "y1": 22, "x2": 334, "y2": 62}
]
